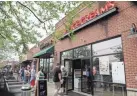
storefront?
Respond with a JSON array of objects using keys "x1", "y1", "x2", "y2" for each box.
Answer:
[
  {"x1": 61, "y1": 36, "x2": 125, "y2": 96},
  {"x1": 21, "y1": 60, "x2": 32, "y2": 68},
  {"x1": 55, "y1": 1, "x2": 137, "y2": 96},
  {"x1": 33, "y1": 38, "x2": 54, "y2": 82},
  {"x1": 39, "y1": 56, "x2": 54, "y2": 82}
]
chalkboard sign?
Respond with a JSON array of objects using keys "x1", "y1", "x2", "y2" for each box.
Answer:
[{"x1": 38, "y1": 80, "x2": 47, "y2": 96}]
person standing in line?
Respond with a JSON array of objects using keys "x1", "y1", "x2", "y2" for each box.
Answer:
[
  {"x1": 20, "y1": 67, "x2": 24, "y2": 81},
  {"x1": 86, "y1": 67, "x2": 91, "y2": 92},
  {"x1": 17, "y1": 67, "x2": 20, "y2": 81},
  {"x1": 91, "y1": 66, "x2": 97, "y2": 95},
  {"x1": 35, "y1": 67, "x2": 44, "y2": 96},
  {"x1": 30, "y1": 65, "x2": 36, "y2": 87},
  {"x1": 28, "y1": 66, "x2": 31, "y2": 83},
  {"x1": 36, "y1": 67, "x2": 44, "y2": 83},
  {"x1": 61, "y1": 66, "x2": 67, "y2": 94},
  {"x1": 26, "y1": 68, "x2": 30, "y2": 83},
  {"x1": 53, "y1": 63, "x2": 62, "y2": 96},
  {"x1": 24, "y1": 67, "x2": 27, "y2": 83}
]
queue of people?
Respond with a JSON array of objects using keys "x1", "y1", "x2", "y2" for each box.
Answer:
[
  {"x1": 52, "y1": 63, "x2": 97, "y2": 96},
  {"x1": 19, "y1": 65, "x2": 36, "y2": 87},
  {"x1": 53, "y1": 63, "x2": 68, "y2": 96}
]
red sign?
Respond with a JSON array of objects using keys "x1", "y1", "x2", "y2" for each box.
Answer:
[{"x1": 69, "y1": 1, "x2": 115, "y2": 31}]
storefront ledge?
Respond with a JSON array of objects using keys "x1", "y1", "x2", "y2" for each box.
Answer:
[
  {"x1": 127, "y1": 88, "x2": 137, "y2": 96},
  {"x1": 60, "y1": 7, "x2": 118, "y2": 40},
  {"x1": 127, "y1": 88, "x2": 137, "y2": 92},
  {"x1": 73, "y1": 90, "x2": 92, "y2": 96},
  {"x1": 128, "y1": 33, "x2": 137, "y2": 38}
]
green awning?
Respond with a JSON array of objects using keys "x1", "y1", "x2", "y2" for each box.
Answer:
[{"x1": 33, "y1": 45, "x2": 54, "y2": 58}]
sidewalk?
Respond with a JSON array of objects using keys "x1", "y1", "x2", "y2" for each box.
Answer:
[
  {"x1": 47, "y1": 82, "x2": 55, "y2": 96},
  {"x1": 47, "y1": 82, "x2": 87, "y2": 96}
]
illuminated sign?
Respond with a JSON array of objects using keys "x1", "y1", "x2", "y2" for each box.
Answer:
[
  {"x1": 70, "y1": 1, "x2": 115, "y2": 30},
  {"x1": 60, "y1": 1, "x2": 117, "y2": 39}
]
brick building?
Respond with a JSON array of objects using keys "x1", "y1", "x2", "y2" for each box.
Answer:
[
  {"x1": 33, "y1": 34, "x2": 54, "y2": 82},
  {"x1": 20, "y1": 45, "x2": 40, "y2": 69},
  {"x1": 54, "y1": 1, "x2": 137, "y2": 96}
]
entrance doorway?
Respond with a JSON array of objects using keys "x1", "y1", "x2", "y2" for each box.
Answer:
[
  {"x1": 64, "y1": 58, "x2": 92, "y2": 94},
  {"x1": 73, "y1": 59, "x2": 81, "y2": 92},
  {"x1": 66, "y1": 59, "x2": 91, "y2": 93},
  {"x1": 64, "y1": 59, "x2": 73, "y2": 91},
  {"x1": 81, "y1": 59, "x2": 91, "y2": 94}
]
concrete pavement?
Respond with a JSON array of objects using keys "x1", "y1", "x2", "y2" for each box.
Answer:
[
  {"x1": 47, "y1": 82, "x2": 55, "y2": 96},
  {"x1": 12, "y1": 73, "x2": 86, "y2": 96},
  {"x1": 47, "y1": 82, "x2": 87, "y2": 96}
]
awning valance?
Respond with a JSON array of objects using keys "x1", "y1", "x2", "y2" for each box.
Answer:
[{"x1": 33, "y1": 45, "x2": 54, "y2": 58}]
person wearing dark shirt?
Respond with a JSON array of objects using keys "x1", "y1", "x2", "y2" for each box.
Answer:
[
  {"x1": 53, "y1": 63, "x2": 62, "y2": 96},
  {"x1": 86, "y1": 67, "x2": 91, "y2": 92}
]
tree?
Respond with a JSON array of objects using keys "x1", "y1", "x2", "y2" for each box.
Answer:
[{"x1": 0, "y1": 1, "x2": 85, "y2": 61}]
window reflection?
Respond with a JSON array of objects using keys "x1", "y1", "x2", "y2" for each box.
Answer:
[
  {"x1": 93, "y1": 54, "x2": 123, "y2": 82},
  {"x1": 92, "y1": 37, "x2": 122, "y2": 56},
  {"x1": 61, "y1": 50, "x2": 73, "y2": 65},
  {"x1": 74, "y1": 45, "x2": 91, "y2": 58},
  {"x1": 39, "y1": 58, "x2": 54, "y2": 82},
  {"x1": 93, "y1": 54, "x2": 126, "y2": 96},
  {"x1": 40, "y1": 59, "x2": 44, "y2": 68},
  {"x1": 62, "y1": 50, "x2": 73, "y2": 59}
]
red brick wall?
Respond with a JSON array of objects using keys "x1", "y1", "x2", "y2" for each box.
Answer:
[
  {"x1": 55, "y1": 1, "x2": 137, "y2": 89},
  {"x1": 27, "y1": 35, "x2": 53, "y2": 60},
  {"x1": 27, "y1": 47, "x2": 40, "y2": 60}
]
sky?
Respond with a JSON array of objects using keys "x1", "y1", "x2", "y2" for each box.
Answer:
[{"x1": 28, "y1": 12, "x2": 65, "y2": 50}]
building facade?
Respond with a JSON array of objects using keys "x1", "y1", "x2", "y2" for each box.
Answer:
[
  {"x1": 54, "y1": 1, "x2": 137, "y2": 96},
  {"x1": 33, "y1": 34, "x2": 54, "y2": 82}
]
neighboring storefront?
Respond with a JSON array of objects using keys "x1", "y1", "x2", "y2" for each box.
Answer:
[
  {"x1": 33, "y1": 35, "x2": 54, "y2": 82},
  {"x1": 54, "y1": 1, "x2": 137, "y2": 96},
  {"x1": 21, "y1": 60, "x2": 32, "y2": 68}
]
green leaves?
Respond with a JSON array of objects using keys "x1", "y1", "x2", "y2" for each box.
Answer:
[{"x1": 0, "y1": 1, "x2": 84, "y2": 61}]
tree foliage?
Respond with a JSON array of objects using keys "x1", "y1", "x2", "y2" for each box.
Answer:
[{"x1": 0, "y1": 1, "x2": 84, "y2": 60}]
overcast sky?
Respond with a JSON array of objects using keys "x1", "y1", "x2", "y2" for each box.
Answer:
[{"x1": 28, "y1": 11, "x2": 65, "y2": 49}]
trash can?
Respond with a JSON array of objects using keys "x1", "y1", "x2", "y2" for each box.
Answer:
[{"x1": 21, "y1": 84, "x2": 31, "y2": 96}]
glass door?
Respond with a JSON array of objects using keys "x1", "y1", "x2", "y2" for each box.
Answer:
[
  {"x1": 81, "y1": 59, "x2": 91, "y2": 94},
  {"x1": 64, "y1": 59, "x2": 73, "y2": 91}
]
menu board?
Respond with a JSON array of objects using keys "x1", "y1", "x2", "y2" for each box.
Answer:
[
  {"x1": 112, "y1": 62, "x2": 125, "y2": 84},
  {"x1": 99, "y1": 56, "x2": 110, "y2": 75},
  {"x1": 38, "y1": 80, "x2": 47, "y2": 96}
]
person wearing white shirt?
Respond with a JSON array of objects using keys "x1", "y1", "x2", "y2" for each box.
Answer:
[{"x1": 30, "y1": 65, "x2": 36, "y2": 87}]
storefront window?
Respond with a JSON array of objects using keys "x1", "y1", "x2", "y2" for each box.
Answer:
[
  {"x1": 93, "y1": 54, "x2": 124, "y2": 82},
  {"x1": 39, "y1": 58, "x2": 54, "y2": 82},
  {"x1": 61, "y1": 50, "x2": 73, "y2": 65},
  {"x1": 43, "y1": 59, "x2": 48, "y2": 73},
  {"x1": 74, "y1": 45, "x2": 91, "y2": 58},
  {"x1": 92, "y1": 37, "x2": 126, "y2": 96},
  {"x1": 92, "y1": 37, "x2": 122, "y2": 56},
  {"x1": 40, "y1": 59, "x2": 44, "y2": 69},
  {"x1": 48, "y1": 58, "x2": 54, "y2": 82}
]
